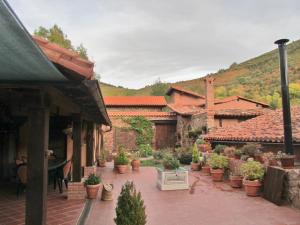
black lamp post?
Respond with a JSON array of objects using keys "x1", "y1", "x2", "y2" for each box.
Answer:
[{"x1": 274, "y1": 39, "x2": 294, "y2": 155}]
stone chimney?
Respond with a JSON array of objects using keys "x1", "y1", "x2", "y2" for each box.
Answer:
[{"x1": 204, "y1": 76, "x2": 215, "y2": 132}]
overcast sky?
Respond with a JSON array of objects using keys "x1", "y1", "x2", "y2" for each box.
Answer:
[{"x1": 9, "y1": 0, "x2": 300, "y2": 88}]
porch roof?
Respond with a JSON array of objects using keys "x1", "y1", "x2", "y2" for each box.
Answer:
[{"x1": 0, "y1": 0, "x2": 111, "y2": 125}]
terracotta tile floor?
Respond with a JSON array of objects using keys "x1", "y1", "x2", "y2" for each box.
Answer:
[
  {"x1": 0, "y1": 183, "x2": 85, "y2": 225},
  {"x1": 87, "y1": 164, "x2": 300, "y2": 225}
]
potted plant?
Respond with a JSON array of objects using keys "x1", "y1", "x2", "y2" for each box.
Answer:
[
  {"x1": 241, "y1": 143, "x2": 261, "y2": 158},
  {"x1": 233, "y1": 149, "x2": 242, "y2": 160},
  {"x1": 208, "y1": 153, "x2": 229, "y2": 181},
  {"x1": 115, "y1": 150, "x2": 129, "y2": 174},
  {"x1": 262, "y1": 152, "x2": 278, "y2": 166},
  {"x1": 213, "y1": 144, "x2": 227, "y2": 155},
  {"x1": 229, "y1": 160, "x2": 243, "y2": 188},
  {"x1": 224, "y1": 147, "x2": 236, "y2": 159},
  {"x1": 241, "y1": 160, "x2": 265, "y2": 196},
  {"x1": 202, "y1": 152, "x2": 211, "y2": 175},
  {"x1": 131, "y1": 151, "x2": 141, "y2": 171},
  {"x1": 276, "y1": 151, "x2": 295, "y2": 169},
  {"x1": 115, "y1": 181, "x2": 146, "y2": 225},
  {"x1": 163, "y1": 154, "x2": 180, "y2": 170},
  {"x1": 191, "y1": 143, "x2": 201, "y2": 171},
  {"x1": 84, "y1": 173, "x2": 101, "y2": 199}
]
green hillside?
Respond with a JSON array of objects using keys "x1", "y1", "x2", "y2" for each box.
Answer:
[{"x1": 100, "y1": 39, "x2": 300, "y2": 107}]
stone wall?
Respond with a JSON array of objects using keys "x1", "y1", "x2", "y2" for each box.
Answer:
[{"x1": 285, "y1": 169, "x2": 300, "y2": 208}]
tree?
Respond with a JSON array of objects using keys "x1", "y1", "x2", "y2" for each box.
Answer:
[
  {"x1": 115, "y1": 182, "x2": 146, "y2": 225},
  {"x1": 151, "y1": 78, "x2": 168, "y2": 96},
  {"x1": 34, "y1": 24, "x2": 89, "y2": 59}
]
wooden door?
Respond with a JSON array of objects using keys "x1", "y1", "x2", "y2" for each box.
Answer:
[{"x1": 155, "y1": 123, "x2": 176, "y2": 150}]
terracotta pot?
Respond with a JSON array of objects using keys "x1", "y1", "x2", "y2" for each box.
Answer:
[
  {"x1": 269, "y1": 159, "x2": 278, "y2": 166},
  {"x1": 86, "y1": 184, "x2": 101, "y2": 199},
  {"x1": 191, "y1": 162, "x2": 201, "y2": 171},
  {"x1": 202, "y1": 165, "x2": 211, "y2": 175},
  {"x1": 131, "y1": 160, "x2": 141, "y2": 171},
  {"x1": 280, "y1": 156, "x2": 295, "y2": 169},
  {"x1": 243, "y1": 179, "x2": 261, "y2": 196},
  {"x1": 210, "y1": 169, "x2": 224, "y2": 182},
  {"x1": 230, "y1": 175, "x2": 243, "y2": 188},
  {"x1": 117, "y1": 165, "x2": 128, "y2": 174}
]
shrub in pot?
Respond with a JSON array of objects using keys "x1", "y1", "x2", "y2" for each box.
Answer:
[
  {"x1": 224, "y1": 147, "x2": 236, "y2": 158},
  {"x1": 131, "y1": 151, "x2": 141, "y2": 171},
  {"x1": 202, "y1": 152, "x2": 211, "y2": 175},
  {"x1": 213, "y1": 144, "x2": 227, "y2": 155},
  {"x1": 229, "y1": 160, "x2": 243, "y2": 188},
  {"x1": 276, "y1": 151, "x2": 295, "y2": 169},
  {"x1": 208, "y1": 153, "x2": 229, "y2": 181},
  {"x1": 98, "y1": 150, "x2": 107, "y2": 167},
  {"x1": 175, "y1": 147, "x2": 192, "y2": 165},
  {"x1": 115, "y1": 181, "x2": 146, "y2": 225},
  {"x1": 241, "y1": 160, "x2": 265, "y2": 196},
  {"x1": 162, "y1": 154, "x2": 180, "y2": 170},
  {"x1": 115, "y1": 150, "x2": 129, "y2": 174},
  {"x1": 262, "y1": 152, "x2": 278, "y2": 166},
  {"x1": 84, "y1": 173, "x2": 101, "y2": 199},
  {"x1": 191, "y1": 143, "x2": 201, "y2": 171},
  {"x1": 138, "y1": 144, "x2": 153, "y2": 158},
  {"x1": 241, "y1": 143, "x2": 261, "y2": 158},
  {"x1": 234, "y1": 149, "x2": 242, "y2": 160}
]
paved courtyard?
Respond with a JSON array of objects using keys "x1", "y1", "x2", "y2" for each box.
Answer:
[{"x1": 87, "y1": 164, "x2": 300, "y2": 225}]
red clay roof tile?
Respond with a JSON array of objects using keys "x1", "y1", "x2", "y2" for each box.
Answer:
[
  {"x1": 108, "y1": 111, "x2": 176, "y2": 118},
  {"x1": 33, "y1": 36, "x2": 94, "y2": 79},
  {"x1": 166, "y1": 85, "x2": 205, "y2": 98},
  {"x1": 204, "y1": 107, "x2": 300, "y2": 143},
  {"x1": 104, "y1": 96, "x2": 167, "y2": 106}
]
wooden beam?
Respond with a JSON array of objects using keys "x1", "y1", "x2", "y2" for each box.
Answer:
[
  {"x1": 86, "y1": 122, "x2": 94, "y2": 166},
  {"x1": 26, "y1": 106, "x2": 49, "y2": 225},
  {"x1": 72, "y1": 114, "x2": 82, "y2": 182}
]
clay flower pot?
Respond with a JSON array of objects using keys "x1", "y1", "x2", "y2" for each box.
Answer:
[
  {"x1": 254, "y1": 154, "x2": 264, "y2": 164},
  {"x1": 131, "y1": 160, "x2": 141, "y2": 171},
  {"x1": 210, "y1": 169, "x2": 224, "y2": 182},
  {"x1": 117, "y1": 165, "x2": 128, "y2": 174},
  {"x1": 230, "y1": 175, "x2": 243, "y2": 188},
  {"x1": 86, "y1": 184, "x2": 101, "y2": 199},
  {"x1": 202, "y1": 165, "x2": 211, "y2": 175},
  {"x1": 280, "y1": 156, "x2": 295, "y2": 169},
  {"x1": 243, "y1": 179, "x2": 261, "y2": 196},
  {"x1": 191, "y1": 162, "x2": 201, "y2": 171},
  {"x1": 98, "y1": 160, "x2": 106, "y2": 167}
]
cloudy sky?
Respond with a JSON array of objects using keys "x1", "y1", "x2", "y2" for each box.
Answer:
[{"x1": 9, "y1": 0, "x2": 300, "y2": 88}]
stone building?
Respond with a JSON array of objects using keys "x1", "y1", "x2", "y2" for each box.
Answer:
[
  {"x1": 103, "y1": 96, "x2": 177, "y2": 153},
  {"x1": 166, "y1": 76, "x2": 271, "y2": 147}
]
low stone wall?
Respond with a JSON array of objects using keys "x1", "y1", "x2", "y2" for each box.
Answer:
[{"x1": 285, "y1": 169, "x2": 300, "y2": 208}]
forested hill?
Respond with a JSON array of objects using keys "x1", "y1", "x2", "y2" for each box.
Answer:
[{"x1": 100, "y1": 39, "x2": 300, "y2": 108}]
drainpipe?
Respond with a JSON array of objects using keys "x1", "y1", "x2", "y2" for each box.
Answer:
[{"x1": 274, "y1": 39, "x2": 294, "y2": 155}]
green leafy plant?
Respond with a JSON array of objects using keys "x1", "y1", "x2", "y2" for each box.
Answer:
[
  {"x1": 241, "y1": 143, "x2": 261, "y2": 157},
  {"x1": 116, "y1": 150, "x2": 129, "y2": 165},
  {"x1": 234, "y1": 149, "x2": 242, "y2": 157},
  {"x1": 84, "y1": 173, "x2": 101, "y2": 185},
  {"x1": 223, "y1": 147, "x2": 236, "y2": 158},
  {"x1": 131, "y1": 151, "x2": 140, "y2": 160},
  {"x1": 163, "y1": 154, "x2": 180, "y2": 170},
  {"x1": 139, "y1": 144, "x2": 153, "y2": 157},
  {"x1": 192, "y1": 143, "x2": 200, "y2": 163},
  {"x1": 195, "y1": 138, "x2": 205, "y2": 145},
  {"x1": 213, "y1": 144, "x2": 227, "y2": 155},
  {"x1": 208, "y1": 153, "x2": 229, "y2": 169},
  {"x1": 241, "y1": 160, "x2": 265, "y2": 181},
  {"x1": 115, "y1": 181, "x2": 147, "y2": 225},
  {"x1": 174, "y1": 147, "x2": 192, "y2": 165},
  {"x1": 153, "y1": 151, "x2": 165, "y2": 160}
]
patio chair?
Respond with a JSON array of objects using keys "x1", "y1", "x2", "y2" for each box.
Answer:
[
  {"x1": 55, "y1": 160, "x2": 72, "y2": 193},
  {"x1": 16, "y1": 163, "x2": 27, "y2": 197}
]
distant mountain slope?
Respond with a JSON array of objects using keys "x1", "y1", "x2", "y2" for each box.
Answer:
[{"x1": 100, "y1": 39, "x2": 300, "y2": 107}]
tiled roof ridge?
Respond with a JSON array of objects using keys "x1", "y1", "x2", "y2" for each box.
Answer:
[
  {"x1": 104, "y1": 96, "x2": 167, "y2": 106},
  {"x1": 215, "y1": 95, "x2": 269, "y2": 107},
  {"x1": 166, "y1": 85, "x2": 205, "y2": 98},
  {"x1": 108, "y1": 111, "x2": 176, "y2": 117},
  {"x1": 32, "y1": 36, "x2": 94, "y2": 79}
]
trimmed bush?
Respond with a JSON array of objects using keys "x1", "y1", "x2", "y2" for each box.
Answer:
[
  {"x1": 208, "y1": 153, "x2": 229, "y2": 169},
  {"x1": 115, "y1": 181, "x2": 146, "y2": 225},
  {"x1": 241, "y1": 160, "x2": 265, "y2": 181},
  {"x1": 116, "y1": 150, "x2": 129, "y2": 165}
]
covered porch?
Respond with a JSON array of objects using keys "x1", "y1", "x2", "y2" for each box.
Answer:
[{"x1": 0, "y1": 1, "x2": 111, "y2": 224}]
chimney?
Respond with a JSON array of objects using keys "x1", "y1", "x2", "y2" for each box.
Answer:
[{"x1": 204, "y1": 76, "x2": 215, "y2": 132}]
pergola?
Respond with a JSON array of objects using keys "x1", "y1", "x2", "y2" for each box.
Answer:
[{"x1": 0, "y1": 1, "x2": 111, "y2": 224}]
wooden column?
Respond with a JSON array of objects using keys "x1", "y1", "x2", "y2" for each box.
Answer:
[
  {"x1": 72, "y1": 114, "x2": 82, "y2": 182},
  {"x1": 86, "y1": 122, "x2": 94, "y2": 166},
  {"x1": 26, "y1": 106, "x2": 49, "y2": 225}
]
